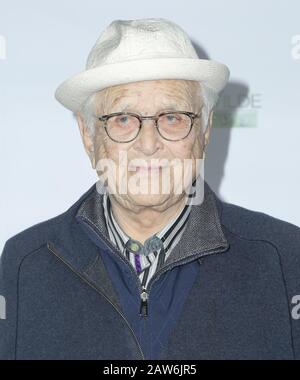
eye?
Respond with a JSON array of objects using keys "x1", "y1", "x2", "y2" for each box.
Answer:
[
  {"x1": 117, "y1": 115, "x2": 130, "y2": 124},
  {"x1": 163, "y1": 113, "x2": 182, "y2": 124}
]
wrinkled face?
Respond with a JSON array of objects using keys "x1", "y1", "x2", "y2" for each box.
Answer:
[{"x1": 77, "y1": 79, "x2": 211, "y2": 212}]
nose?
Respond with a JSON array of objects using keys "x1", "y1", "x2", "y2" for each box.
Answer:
[{"x1": 133, "y1": 118, "x2": 163, "y2": 155}]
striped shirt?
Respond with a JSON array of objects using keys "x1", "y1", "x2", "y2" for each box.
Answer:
[{"x1": 102, "y1": 192, "x2": 193, "y2": 289}]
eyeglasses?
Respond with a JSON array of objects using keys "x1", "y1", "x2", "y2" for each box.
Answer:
[{"x1": 97, "y1": 108, "x2": 203, "y2": 143}]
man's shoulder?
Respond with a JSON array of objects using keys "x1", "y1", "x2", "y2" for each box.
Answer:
[
  {"x1": 217, "y1": 197, "x2": 300, "y2": 252},
  {"x1": 1, "y1": 182, "x2": 97, "y2": 265},
  {"x1": 2, "y1": 213, "x2": 64, "y2": 264}
]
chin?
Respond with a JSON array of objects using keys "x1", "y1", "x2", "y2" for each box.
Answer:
[{"x1": 127, "y1": 192, "x2": 171, "y2": 207}]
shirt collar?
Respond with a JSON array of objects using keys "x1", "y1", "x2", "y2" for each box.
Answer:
[
  {"x1": 76, "y1": 179, "x2": 229, "y2": 266},
  {"x1": 102, "y1": 189, "x2": 193, "y2": 256}
]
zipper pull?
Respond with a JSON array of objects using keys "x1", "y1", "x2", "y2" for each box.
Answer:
[{"x1": 139, "y1": 288, "x2": 148, "y2": 317}]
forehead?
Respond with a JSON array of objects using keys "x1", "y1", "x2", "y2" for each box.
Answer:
[{"x1": 94, "y1": 79, "x2": 200, "y2": 112}]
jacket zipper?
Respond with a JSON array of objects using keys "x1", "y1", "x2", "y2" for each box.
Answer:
[
  {"x1": 139, "y1": 287, "x2": 148, "y2": 317},
  {"x1": 80, "y1": 215, "x2": 229, "y2": 320},
  {"x1": 46, "y1": 241, "x2": 145, "y2": 360}
]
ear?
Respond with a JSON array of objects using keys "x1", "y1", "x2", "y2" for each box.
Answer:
[
  {"x1": 203, "y1": 110, "x2": 214, "y2": 149},
  {"x1": 75, "y1": 112, "x2": 96, "y2": 169}
]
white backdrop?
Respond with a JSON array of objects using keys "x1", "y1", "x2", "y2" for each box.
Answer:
[{"x1": 0, "y1": 0, "x2": 299, "y2": 252}]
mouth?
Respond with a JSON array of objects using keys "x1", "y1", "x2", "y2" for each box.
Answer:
[
  {"x1": 128, "y1": 165, "x2": 163, "y2": 173},
  {"x1": 128, "y1": 160, "x2": 169, "y2": 172},
  {"x1": 135, "y1": 166, "x2": 162, "y2": 172}
]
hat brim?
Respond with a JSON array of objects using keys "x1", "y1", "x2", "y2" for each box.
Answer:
[{"x1": 54, "y1": 58, "x2": 230, "y2": 112}]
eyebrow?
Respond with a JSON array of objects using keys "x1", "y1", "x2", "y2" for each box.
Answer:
[{"x1": 113, "y1": 104, "x2": 188, "y2": 114}]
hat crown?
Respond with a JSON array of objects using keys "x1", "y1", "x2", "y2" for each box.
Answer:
[{"x1": 86, "y1": 18, "x2": 199, "y2": 69}]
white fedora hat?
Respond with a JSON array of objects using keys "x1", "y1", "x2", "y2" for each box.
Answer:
[{"x1": 55, "y1": 18, "x2": 230, "y2": 112}]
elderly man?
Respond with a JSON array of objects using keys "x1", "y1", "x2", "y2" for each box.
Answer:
[{"x1": 1, "y1": 18, "x2": 300, "y2": 360}]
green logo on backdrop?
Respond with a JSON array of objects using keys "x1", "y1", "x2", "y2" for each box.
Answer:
[{"x1": 213, "y1": 110, "x2": 258, "y2": 128}]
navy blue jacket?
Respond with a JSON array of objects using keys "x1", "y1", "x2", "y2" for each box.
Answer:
[{"x1": 1, "y1": 181, "x2": 300, "y2": 360}]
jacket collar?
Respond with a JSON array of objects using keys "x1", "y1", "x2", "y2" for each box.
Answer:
[{"x1": 75, "y1": 179, "x2": 230, "y2": 267}]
